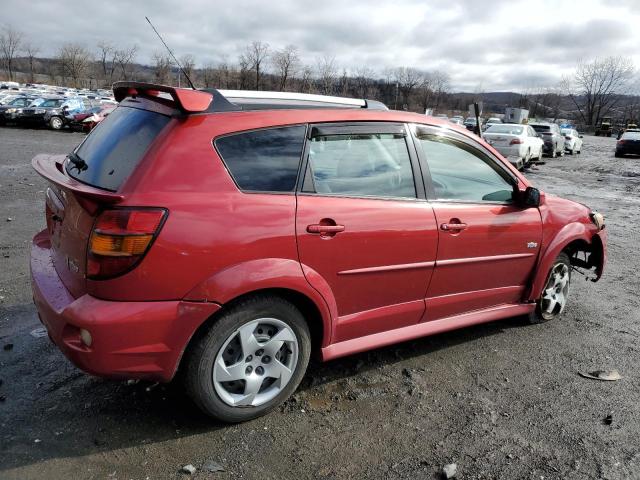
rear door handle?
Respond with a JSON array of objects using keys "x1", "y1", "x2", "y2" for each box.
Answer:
[
  {"x1": 307, "y1": 224, "x2": 345, "y2": 234},
  {"x1": 440, "y1": 222, "x2": 467, "y2": 231}
]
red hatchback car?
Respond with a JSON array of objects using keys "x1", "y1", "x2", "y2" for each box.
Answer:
[{"x1": 31, "y1": 82, "x2": 606, "y2": 422}]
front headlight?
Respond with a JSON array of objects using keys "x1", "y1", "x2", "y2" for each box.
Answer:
[
  {"x1": 6, "y1": 108, "x2": 16, "y2": 113},
  {"x1": 590, "y1": 211, "x2": 605, "y2": 230}
]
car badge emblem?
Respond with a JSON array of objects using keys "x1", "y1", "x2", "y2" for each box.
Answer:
[{"x1": 527, "y1": 242, "x2": 538, "y2": 249}]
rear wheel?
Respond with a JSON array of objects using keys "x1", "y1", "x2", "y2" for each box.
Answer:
[
  {"x1": 184, "y1": 295, "x2": 311, "y2": 423},
  {"x1": 528, "y1": 252, "x2": 571, "y2": 324}
]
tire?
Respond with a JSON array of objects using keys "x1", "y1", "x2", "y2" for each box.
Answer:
[
  {"x1": 49, "y1": 116, "x2": 63, "y2": 130},
  {"x1": 569, "y1": 147, "x2": 575, "y2": 155},
  {"x1": 184, "y1": 295, "x2": 311, "y2": 423},
  {"x1": 528, "y1": 252, "x2": 571, "y2": 324}
]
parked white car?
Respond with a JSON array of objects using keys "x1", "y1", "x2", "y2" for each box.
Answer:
[
  {"x1": 561, "y1": 128, "x2": 583, "y2": 155},
  {"x1": 449, "y1": 116, "x2": 464, "y2": 125},
  {"x1": 483, "y1": 117, "x2": 502, "y2": 131},
  {"x1": 484, "y1": 123, "x2": 544, "y2": 170}
]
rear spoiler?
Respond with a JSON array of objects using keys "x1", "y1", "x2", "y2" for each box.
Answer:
[
  {"x1": 112, "y1": 81, "x2": 219, "y2": 113},
  {"x1": 32, "y1": 154, "x2": 124, "y2": 204}
]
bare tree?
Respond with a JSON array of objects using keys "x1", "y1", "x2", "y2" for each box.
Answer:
[
  {"x1": 177, "y1": 53, "x2": 195, "y2": 87},
  {"x1": 201, "y1": 61, "x2": 216, "y2": 88},
  {"x1": 394, "y1": 67, "x2": 421, "y2": 110},
  {"x1": 96, "y1": 41, "x2": 115, "y2": 84},
  {"x1": 114, "y1": 45, "x2": 138, "y2": 81},
  {"x1": 238, "y1": 53, "x2": 251, "y2": 89},
  {"x1": 153, "y1": 52, "x2": 173, "y2": 85},
  {"x1": 24, "y1": 42, "x2": 40, "y2": 83},
  {"x1": 272, "y1": 45, "x2": 299, "y2": 91},
  {"x1": 353, "y1": 66, "x2": 375, "y2": 98},
  {"x1": 57, "y1": 43, "x2": 92, "y2": 88},
  {"x1": 416, "y1": 71, "x2": 435, "y2": 113},
  {"x1": 563, "y1": 56, "x2": 634, "y2": 126},
  {"x1": 0, "y1": 25, "x2": 22, "y2": 81},
  {"x1": 316, "y1": 55, "x2": 337, "y2": 95},
  {"x1": 300, "y1": 65, "x2": 314, "y2": 93},
  {"x1": 240, "y1": 41, "x2": 269, "y2": 90},
  {"x1": 431, "y1": 70, "x2": 450, "y2": 110}
]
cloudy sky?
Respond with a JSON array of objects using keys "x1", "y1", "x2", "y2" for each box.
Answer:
[{"x1": 3, "y1": 0, "x2": 639, "y2": 91}]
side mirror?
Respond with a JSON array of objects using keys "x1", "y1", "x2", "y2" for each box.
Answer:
[{"x1": 519, "y1": 186, "x2": 541, "y2": 207}]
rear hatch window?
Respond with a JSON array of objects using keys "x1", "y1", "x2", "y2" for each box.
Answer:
[{"x1": 67, "y1": 106, "x2": 170, "y2": 191}]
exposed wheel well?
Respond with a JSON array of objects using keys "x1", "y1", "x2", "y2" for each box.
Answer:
[
  {"x1": 177, "y1": 288, "x2": 325, "y2": 378},
  {"x1": 562, "y1": 237, "x2": 602, "y2": 272}
]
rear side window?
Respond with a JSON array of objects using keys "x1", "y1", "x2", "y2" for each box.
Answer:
[
  {"x1": 68, "y1": 106, "x2": 170, "y2": 191},
  {"x1": 305, "y1": 133, "x2": 416, "y2": 199},
  {"x1": 215, "y1": 126, "x2": 306, "y2": 192}
]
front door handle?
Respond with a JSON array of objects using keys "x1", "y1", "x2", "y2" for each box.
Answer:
[
  {"x1": 307, "y1": 224, "x2": 345, "y2": 234},
  {"x1": 440, "y1": 222, "x2": 467, "y2": 231}
]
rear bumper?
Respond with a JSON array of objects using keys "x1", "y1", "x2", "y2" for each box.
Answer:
[
  {"x1": 493, "y1": 145, "x2": 523, "y2": 158},
  {"x1": 30, "y1": 229, "x2": 220, "y2": 382},
  {"x1": 542, "y1": 142, "x2": 556, "y2": 153}
]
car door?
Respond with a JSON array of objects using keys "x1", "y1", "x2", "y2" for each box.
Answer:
[
  {"x1": 296, "y1": 122, "x2": 439, "y2": 343},
  {"x1": 411, "y1": 124, "x2": 542, "y2": 321}
]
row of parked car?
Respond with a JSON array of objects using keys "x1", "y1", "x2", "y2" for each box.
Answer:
[
  {"x1": 0, "y1": 82, "x2": 116, "y2": 131},
  {"x1": 434, "y1": 114, "x2": 584, "y2": 171}
]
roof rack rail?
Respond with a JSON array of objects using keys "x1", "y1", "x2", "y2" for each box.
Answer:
[
  {"x1": 112, "y1": 81, "x2": 388, "y2": 113},
  {"x1": 210, "y1": 89, "x2": 388, "y2": 111}
]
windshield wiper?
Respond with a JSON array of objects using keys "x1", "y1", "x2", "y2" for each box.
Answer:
[{"x1": 67, "y1": 152, "x2": 88, "y2": 172}]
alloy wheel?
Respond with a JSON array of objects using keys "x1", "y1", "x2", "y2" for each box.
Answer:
[
  {"x1": 213, "y1": 318, "x2": 299, "y2": 408},
  {"x1": 541, "y1": 262, "x2": 570, "y2": 320}
]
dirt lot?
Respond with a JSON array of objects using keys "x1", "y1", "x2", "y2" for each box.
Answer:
[{"x1": 0, "y1": 127, "x2": 639, "y2": 480}]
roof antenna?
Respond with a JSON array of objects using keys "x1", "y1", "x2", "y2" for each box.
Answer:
[{"x1": 145, "y1": 16, "x2": 196, "y2": 90}]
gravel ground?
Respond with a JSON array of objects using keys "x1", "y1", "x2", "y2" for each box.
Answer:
[{"x1": 0, "y1": 126, "x2": 639, "y2": 480}]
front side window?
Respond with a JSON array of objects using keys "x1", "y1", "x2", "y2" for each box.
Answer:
[
  {"x1": 305, "y1": 132, "x2": 416, "y2": 199},
  {"x1": 215, "y1": 126, "x2": 306, "y2": 192},
  {"x1": 416, "y1": 133, "x2": 514, "y2": 203}
]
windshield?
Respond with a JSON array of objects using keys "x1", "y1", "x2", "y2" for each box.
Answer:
[
  {"x1": 531, "y1": 125, "x2": 551, "y2": 133},
  {"x1": 622, "y1": 132, "x2": 640, "y2": 140},
  {"x1": 486, "y1": 125, "x2": 523, "y2": 135}
]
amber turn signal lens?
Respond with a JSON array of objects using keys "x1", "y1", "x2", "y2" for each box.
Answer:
[{"x1": 90, "y1": 232, "x2": 154, "y2": 257}]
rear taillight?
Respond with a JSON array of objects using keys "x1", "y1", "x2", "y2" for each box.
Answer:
[
  {"x1": 618, "y1": 140, "x2": 626, "y2": 145},
  {"x1": 509, "y1": 138, "x2": 523, "y2": 145},
  {"x1": 87, "y1": 208, "x2": 167, "y2": 279}
]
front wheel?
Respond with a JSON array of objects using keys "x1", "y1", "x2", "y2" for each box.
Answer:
[
  {"x1": 184, "y1": 295, "x2": 311, "y2": 423},
  {"x1": 528, "y1": 252, "x2": 571, "y2": 324}
]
